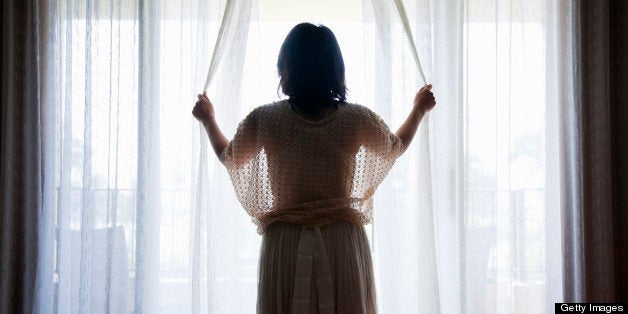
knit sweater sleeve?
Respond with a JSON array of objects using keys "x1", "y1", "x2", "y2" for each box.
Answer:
[
  {"x1": 220, "y1": 106, "x2": 272, "y2": 230},
  {"x1": 360, "y1": 107, "x2": 405, "y2": 161},
  {"x1": 341, "y1": 105, "x2": 404, "y2": 203},
  {"x1": 220, "y1": 107, "x2": 262, "y2": 169}
]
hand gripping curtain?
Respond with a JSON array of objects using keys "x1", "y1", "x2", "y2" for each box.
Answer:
[{"x1": 367, "y1": 0, "x2": 441, "y2": 312}]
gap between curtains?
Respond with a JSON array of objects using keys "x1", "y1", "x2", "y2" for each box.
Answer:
[{"x1": 197, "y1": 0, "x2": 440, "y2": 312}]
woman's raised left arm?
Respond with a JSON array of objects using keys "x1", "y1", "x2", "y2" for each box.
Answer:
[{"x1": 192, "y1": 92, "x2": 229, "y2": 160}]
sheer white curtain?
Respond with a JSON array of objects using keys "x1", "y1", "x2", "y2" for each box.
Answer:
[
  {"x1": 43, "y1": 0, "x2": 260, "y2": 312},
  {"x1": 429, "y1": 0, "x2": 569, "y2": 313},
  {"x1": 37, "y1": 0, "x2": 569, "y2": 313}
]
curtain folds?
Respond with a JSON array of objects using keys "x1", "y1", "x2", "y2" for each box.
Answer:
[
  {"x1": 613, "y1": 0, "x2": 628, "y2": 302},
  {"x1": 7, "y1": 0, "x2": 628, "y2": 313},
  {"x1": 431, "y1": 2, "x2": 463, "y2": 312},
  {"x1": 1, "y1": 0, "x2": 46, "y2": 312},
  {"x1": 570, "y1": 0, "x2": 628, "y2": 302},
  {"x1": 579, "y1": 0, "x2": 615, "y2": 302},
  {"x1": 364, "y1": 0, "x2": 440, "y2": 312},
  {"x1": 548, "y1": 0, "x2": 581, "y2": 304}
]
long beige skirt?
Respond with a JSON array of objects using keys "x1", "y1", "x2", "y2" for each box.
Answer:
[{"x1": 257, "y1": 220, "x2": 377, "y2": 314}]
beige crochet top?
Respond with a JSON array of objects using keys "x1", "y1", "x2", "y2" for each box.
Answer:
[{"x1": 220, "y1": 99, "x2": 404, "y2": 235}]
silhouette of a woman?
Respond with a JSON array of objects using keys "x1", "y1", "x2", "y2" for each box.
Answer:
[{"x1": 192, "y1": 22, "x2": 435, "y2": 314}]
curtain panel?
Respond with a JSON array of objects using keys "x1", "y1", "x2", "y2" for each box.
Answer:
[
  {"x1": 612, "y1": 0, "x2": 628, "y2": 301},
  {"x1": 1, "y1": 0, "x2": 53, "y2": 312},
  {"x1": 570, "y1": 0, "x2": 628, "y2": 302}
]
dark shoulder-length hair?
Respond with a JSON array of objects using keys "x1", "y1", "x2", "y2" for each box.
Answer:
[{"x1": 277, "y1": 23, "x2": 347, "y2": 103}]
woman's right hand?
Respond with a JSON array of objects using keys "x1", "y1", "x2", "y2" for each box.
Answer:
[
  {"x1": 192, "y1": 92, "x2": 215, "y2": 124},
  {"x1": 413, "y1": 84, "x2": 436, "y2": 114}
]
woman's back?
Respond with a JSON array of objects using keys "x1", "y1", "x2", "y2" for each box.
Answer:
[
  {"x1": 265, "y1": 101, "x2": 358, "y2": 205},
  {"x1": 221, "y1": 99, "x2": 404, "y2": 234}
]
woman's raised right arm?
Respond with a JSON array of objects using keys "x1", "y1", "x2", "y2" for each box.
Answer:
[{"x1": 395, "y1": 84, "x2": 436, "y2": 154}]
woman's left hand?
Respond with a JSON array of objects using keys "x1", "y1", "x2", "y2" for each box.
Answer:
[{"x1": 192, "y1": 92, "x2": 215, "y2": 124}]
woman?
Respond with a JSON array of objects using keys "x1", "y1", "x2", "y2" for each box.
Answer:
[{"x1": 192, "y1": 23, "x2": 435, "y2": 314}]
